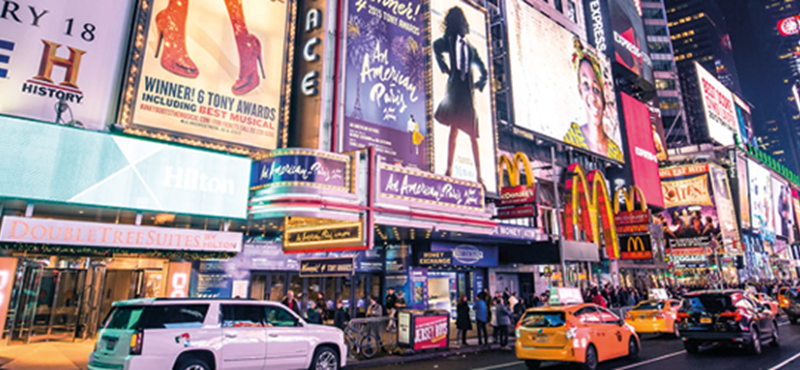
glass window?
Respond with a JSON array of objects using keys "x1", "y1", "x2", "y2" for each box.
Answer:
[
  {"x1": 574, "y1": 306, "x2": 600, "y2": 323},
  {"x1": 140, "y1": 305, "x2": 209, "y2": 329},
  {"x1": 680, "y1": 294, "x2": 733, "y2": 314},
  {"x1": 270, "y1": 273, "x2": 286, "y2": 301},
  {"x1": 645, "y1": 25, "x2": 668, "y2": 36},
  {"x1": 554, "y1": 0, "x2": 563, "y2": 12},
  {"x1": 597, "y1": 308, "x2": 620, "y2": 324},
  {"x1": 222, "y1": 304, "x2": 265, "y2": 328},
  {"x1": 648, "y1": 42, "x2": 672, "y2": 54},
  {"x1": 655, "y1": 78, "x2": 677, "y2": 90},
  {"x1": 520, "y1": 311, "x2": 565, "y2": 328},
  {"x1": 265, "y1": 305, "x2": 301, "y2": 327},
  {"x1": 103, "y1": 306, "x2": 144, "y2": 330},
  {"x1": 653, "y1": 60, "x2": 674, "y2": 71},
  {"x1": 642, "y1": 7, "x2": 664, "y2": 19},
  {"x1": 632, "y1": 301, "x2": 665, "y2": 311},
  {"x1": 250, "y1": 275, "x2": 266, "y2": 301},
  {"x1": 567, "y1": 0, "x2": 576, "y2": 23}
]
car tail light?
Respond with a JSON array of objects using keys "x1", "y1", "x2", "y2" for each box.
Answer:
[
  {"x1": 719, "y1": 312, "x2": 742, "y2": 322},
  {"x1": 565, "y1": 322, "x2": 577, "y2": 339},
  {"x1": 626, "y1": 313, "x2": 634, "y2": 320},
  {"x1": 781, "y1": 298, "x2": 790, "y2": 307},
  {"x1": 515, "y1": 320, "x2": 522, "y2": 338},
  {"x1": 653, "y1": 312, "x2": 665, "y2": 319},
  {"x1": 130, "y1": 330, "x2": 143, "y2": 355},
  {"x1": 676, "y1": 312, "x2": 690, "y2": 320}
]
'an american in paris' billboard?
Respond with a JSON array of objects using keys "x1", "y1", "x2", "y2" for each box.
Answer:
[
  {"x1": 340, "y1": 0, "x2": 428, "y2": 169},
  {"x1": 507, "y1": 1, "x2": 622, "y2": 162}
]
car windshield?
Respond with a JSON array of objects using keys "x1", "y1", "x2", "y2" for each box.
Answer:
[
  {"x1": 632, "y1": 301, "x2": 664, "y2": 311},
  {"x1": 519, "y1": 311, "x2": 566, "y2": 328},
  {"x1": 103, "y1": 306, "x2": 144, "y2": 330},
  {"x1": 681, "y1": 294, "x2": 733, "y2": 314},
  {"x1": 788, "y1": 289, "x2": 800, "y2": 302}
]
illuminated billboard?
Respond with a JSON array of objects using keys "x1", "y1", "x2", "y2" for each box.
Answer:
[
  {"x1": 658, "y1": 164, "x2": 719, "y2": 252},
  {"x1": 430, "y1": 0, "x2": 497, "y2": 192},
  {"x1": 620, "y1": 92, "x2": 662, "y2": 208},
  {"x1": 610, "y1": 0, "x2": 652, "y2": 82},
  {"x1": 696, "y1": 62, "x2": 739, "y2": 146},
  {"x1": 733, "y1": 94, "x2": 755, "y2": 147},
  {"x1": 507, "y1": 0, "x2": 622, "y2": 162},
  {"x1": 0, "y1": 0, "x2": 134, "y2": 130},
  {"x1": 120, "y1": 0, "x2": 293, "y2": 152},
  {"x1": 772, "y1": 176, "x2": 794, "y2": 240},
  {"x1": 339, "y1": 0, "x2": 428, "y2": 169},
  {"x1": 749, "y1": 159, "x2": 774, "y2": 242}
]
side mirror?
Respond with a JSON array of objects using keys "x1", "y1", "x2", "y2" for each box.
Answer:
[{"x1": 618, "y1": 318, "x2": 625, "y2": 326}]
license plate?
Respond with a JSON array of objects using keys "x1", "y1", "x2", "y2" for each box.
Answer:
[
  {"x1": 535, "y1": 334, "x2": 548, "y2": 343},
  {"x1": 640, "y1": 314, "x2": 648, "y2": 319},
  {"x1": 700, "y1": 317, "x2": 712, "y2": 324}
]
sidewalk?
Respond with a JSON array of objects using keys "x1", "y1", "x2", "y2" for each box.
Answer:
[
  {"x1": 0, "y1": 341, "x2": 93, "y2": 370},
  {"x1": 346, "y1": 337, "x2": 511, "y2": 369}
]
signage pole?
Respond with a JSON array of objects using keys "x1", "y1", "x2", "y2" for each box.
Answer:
[{"x1": 552, "y1": 146, "x2": 568, "y2": 287}]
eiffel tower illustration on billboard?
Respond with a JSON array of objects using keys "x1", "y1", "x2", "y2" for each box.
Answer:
[{"x1": 351, "y1": 80, "x2": 364, "y2": 120}]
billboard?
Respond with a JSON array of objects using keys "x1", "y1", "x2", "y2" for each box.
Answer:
[
  {"x1": 121, "y1": 0, "x2": 292, "y2": 151},
  {"x1": 749, "y1": 159, "x2": 774, "y2": 241},
  {"x1": 733, "y1": 94, "x2": 755, "y2": 147},
  {"x1": 0, "y1": 115, "x2": 251, "y2": 219},
  {"x1": 772, "y1": 176, "x2": 794, "y2": 239},
  {"x1": 0, "y1": 0, "x2": 134, "y2": 130},
  {"x1": 737, "y1": 154, "x2": 750, "y2": 229},
  {"x1": 709, "y1": 164, "x2": 741, "y2": 253},
  {"x1": 340, "y1": 0, "x2": 427, "y2": 169},
  {"x1": 506, "y1": 1, "x2": 622, "y2": 162},
  {"x1": 696, "y1": 62, "x2": 738, "y2": 146},
  {"x1": 793, "y1": 189, "x2": 800, "y2": 239},
  {"x1": 649, "y1": 99, "x2": 668, "y2": 161},
  {"x1": 430, "y1": 0, "x2": 497, "y2": 192},
  {"x1": 609, "y1": 0, "x2": 652, "y2": 82},
  {"x1": 658, "y1": 164, "x2": 719, "y2": 251},
  {"x1": 620, "y1": 92, "x2": 662, "y2": 208}
]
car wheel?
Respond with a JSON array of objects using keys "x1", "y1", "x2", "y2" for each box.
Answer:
[
  {"x1": 683, "y1": 340, "x2": 699, "y2": 354},
  {"x1": 771, "y1": 322, "x2": 780, "y2": 347},
  {"x1": 673, "y1": 322, "x2": 680, "y2": 338},
  {"x1": 174, "y1": 357, "x2": 210, "y2": 370},
  {"x1": 581, "y1": 344, "x2": 598, "y2": 370},
  {"x1": 525, "y1": 360, "x2": 541, "y2": 369},
  {"x1": 627, "y1": 337, "x2": 639, "y2": 360},
  {"x1": 749, "y1": 329, "x2": 762, "y2": 355},
  {"x1": 310, "y1": 346, "x2": 339, "y2": 370}
]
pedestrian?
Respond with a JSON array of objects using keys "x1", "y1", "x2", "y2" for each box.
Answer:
[
  {"x1": 281, "y1": 290, "x2": 301, "y2": 316},
  {"x1": 508, "y1": 292, "x2": 519, "y2": 312},
  {"x1": 385, "y1": 287, "x2": 398, "y2": 331},
  {"x1": 475, "y1": 292, "x2": 489, "y2": 345},
  {"x1": 503, "y1": 288, "x2": 510, "y2": 305},
  {"x1": 490, "y1": 297, "x2": 499, "y2": 344},
  {"x1": 366, "y1": 296, "x2": 383, "y2": 317},
  {"x1": 333, "y1": 300, "x2": 348, "y2": 329},
  {"x1": 456, "y1": 294, "x2": 472, "y2": 346},
  {"x1": 315, "y1": 292, "x2": 328, "y2": 322},
  {"x1": 591, "y1": 287, "x2": 607, "y2": 308},
  {"x1": 306, "y1": 300, "x2": 322, "y2": 324},
  {"x1": 495, "y1": 297, "x2": 511, "y2": 348}
]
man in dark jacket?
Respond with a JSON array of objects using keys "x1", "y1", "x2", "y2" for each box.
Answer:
[
  {"x1": 495, "y1": 297, "x2": 511, "y2": 348},
  {"x1": 333, "y1": 300, "x2": 349, "y2": 329},
  {"x1": 281, "y1": 290, "x2": 301, "y2": 315}
]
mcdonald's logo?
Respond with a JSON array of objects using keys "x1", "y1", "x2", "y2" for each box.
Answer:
[
  {"x1": 627, "y1": 236, "x2": 645, "y2": 252},
  {"x1": 563, "y1": 163, "x2": 620, "y2": 259},
  {"x1": 498, "y1": 152, "x2": 536, "y2": 206},
  {"x1": 614, "y1": 186, "x2": 647, "y2": 214}
]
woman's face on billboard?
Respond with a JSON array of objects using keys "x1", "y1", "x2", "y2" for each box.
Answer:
[{"x1": 578, "y1": 60, "x2": 603, "y2": 124}]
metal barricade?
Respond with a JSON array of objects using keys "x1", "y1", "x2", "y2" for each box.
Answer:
[{"x1": 343, "y1": 317, "x2": 398, "y2": 360}]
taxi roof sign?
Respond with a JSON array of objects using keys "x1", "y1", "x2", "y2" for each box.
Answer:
[
  {"x1": 649, "y1": 288, "x2": 668, "y2": 301},
  {"x1": 549, "y1": 287, "x2": 584, "y2": 306}
]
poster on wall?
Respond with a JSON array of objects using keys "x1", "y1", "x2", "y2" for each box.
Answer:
[
  {"x1": 430, "y1": 0, "x2": 496, "y2": 192},
  {"x1": 340, "y1": 0, "x2": 428, "y2": 169},
  {"x1": 610, "y1": 0, "x2": 652, "y2": 82},
  {"x1": 0, "y1": 0, "x2": 134, "y2": 130},
  {"x1": 709, "y1": 164, "x2": 741, "y2": 253},
  {"x1": 506, "y1": 1, "x2": 622, "y2": 162},
  {"x1": 748, "y1": 159, "x2": 775, "y2": 242},
  {"x1": 658, "y1": 164, "x2": 720, "y2": 252},
  {"x1": 649, "y1": 99, "x2": 668, "y2": 161},
  {"x1": 621, "y1": 92, "x2": 662, "y2": 208},
  {"x1": 123, "y1": 0, "x2": 292, "y2": 151},
  {"x1": 696, "y1": 62, "x2": 738, "y2": 146},
  {"x1": 734, "y1": 94, "x2": 755, "y2": 147},
  {"x1": 792, "y1": 189, "x2": 800, "y2": 239},
  {"x1": 772, "y1": 176, "x2": 794, "y2": 239}
]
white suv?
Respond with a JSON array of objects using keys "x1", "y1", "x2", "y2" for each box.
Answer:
[{"x1": 88, "y1": 298, "x2": 346, "y2": 370}]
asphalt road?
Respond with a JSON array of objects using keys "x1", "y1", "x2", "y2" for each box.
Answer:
[{"x1": 368, "y1": 318, "x2": 800, "y2": 370}]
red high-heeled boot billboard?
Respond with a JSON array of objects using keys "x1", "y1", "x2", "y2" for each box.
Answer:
[{"x1": 120, "y1": 0, "x2": 294, "y2": 153}]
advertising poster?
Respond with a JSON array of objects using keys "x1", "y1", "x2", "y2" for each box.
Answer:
[
  {"x1": 621, "y1": 92, "x2": 663, "y2": 208},
  {"x1": 734, "y1": 94, "x2": 755, "y2": 147},
  {"x1": 748, "y1": 159, "x2": 775, "y2": 241},
  {"x1": 696, "y1": 62, "x2": 738, "y2": 146},
  {"x1": 127, "y1": 0, "x2": 291, "y2": 150},
  {"x1": 340, "y1": 0, "x2": 427, "y2": 168},
  {"x1": 772, "y1": 176, "x2": 794, "y2": 239},
  {"x1": 709, "y1": 164, "x2": 741, "y2": 253},
  {"x1": 430, "y1": 0, "x2": 496, "y2": 192},
  {"x1": 506, "y1": 1, "x2": 622, "y2": 162},
  {"x1": 609, "y1": 0, "x2": 652, "y2": 82},
  {"x1": 658, "y1": 164, "x2": 719, "y2": 251},
  {"x1": 0, "y1": 0, "x2": 134, "y2": 130},
  {"x1": 649, "y1": 99, "x2": 668, "y2": 161},
  {"x1": 792, "y1": 189, "x2": 800, "y2": 239},
  {"x1": 737, "y1": 154, "x2": 751, "y2": 230},
  {"x1": 413, "y1": 314, "x2": 449, "y2": 350}
]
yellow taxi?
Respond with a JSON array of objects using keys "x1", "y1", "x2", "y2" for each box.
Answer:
[
  {"x1": 754, "y1": 293, "x2": 780, "y2": 317},
  {"x1": 779, "y1": 287, "x2": 790, "y2": 310},
  {"x1": 624, "y1": 299, "x2": 681, "y2": 337},
  {"x1": 515, "y1": 289, "x2": 640, "y2": 370}
]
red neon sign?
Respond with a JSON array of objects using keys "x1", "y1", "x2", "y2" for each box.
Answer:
[{"x1": 779, "y1": 16, "x2": 800, "y2": 36}]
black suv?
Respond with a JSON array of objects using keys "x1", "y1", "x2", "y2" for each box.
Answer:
[
  {"x1": 676, "y1": 290, "x2": 779, "y2": 355},
  {"x1": 784, "y1": 288, "x2": 800, "y2": 324}
]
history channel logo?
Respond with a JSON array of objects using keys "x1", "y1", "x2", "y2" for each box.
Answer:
[{"x1": 20, "y1": 40, "x2": 86, "y2": 104}]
